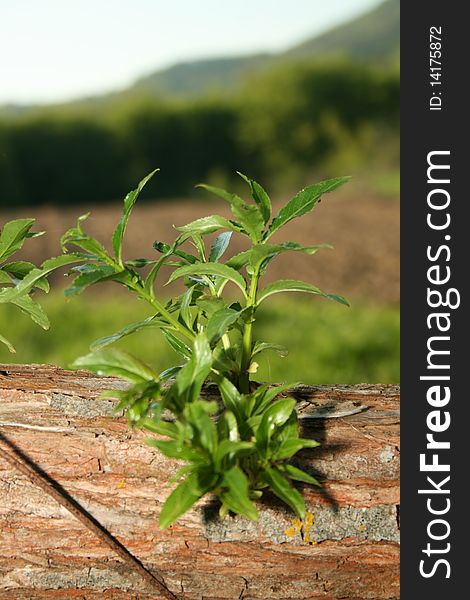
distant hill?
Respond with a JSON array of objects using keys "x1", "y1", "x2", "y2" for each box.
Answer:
[
  {"x1": 285, "y1": 0, "x2": 399, "y2": 61},
  {"x1": 131, "y1": 0, "x2": 398, "y2": 97},
  {"x1": 133, "y1": 53, "x2": 273, "y2": 96},
  {"x1": 0, "y1": 0, "x2": 398, "y2": 116}
]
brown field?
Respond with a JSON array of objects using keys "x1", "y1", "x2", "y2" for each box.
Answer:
[{"x1": 2, "y1": 187, "x2": 399, "y2": 304}]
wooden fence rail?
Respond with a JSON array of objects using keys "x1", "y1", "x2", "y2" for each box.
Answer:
[{"x1": 0, "y1": 364, "x2": 399, "y2": 599}]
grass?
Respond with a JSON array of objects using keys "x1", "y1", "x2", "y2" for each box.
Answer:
[{"x1": 0, "y1": 292, "x2": 399, "y2": 384}]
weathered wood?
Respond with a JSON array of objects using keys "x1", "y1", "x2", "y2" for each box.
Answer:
[{"x1": 0, "y1": 364, "x2": 399, "y2": 599}]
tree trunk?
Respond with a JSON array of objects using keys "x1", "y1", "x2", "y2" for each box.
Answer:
[{"x1": 0, "y1": 364, "x2": 399, "y2": 599}]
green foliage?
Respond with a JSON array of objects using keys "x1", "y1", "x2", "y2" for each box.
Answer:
[
  {"x1": 0, "y1": 219, "x2": 77, "y2": 352},
  {"x1": 0, "y1": 62, "x2": 399, "y2": 207},
  {"x1": 0, "y1": 293, "x2": 399, "y2": 383},
  {"x1": 57, "y1": 169, "x2": 350, "y2": 527}
]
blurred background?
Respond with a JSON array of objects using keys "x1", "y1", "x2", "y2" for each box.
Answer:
[{"x1": 0, "y1": 0, "x2": 399, "y2": 383}]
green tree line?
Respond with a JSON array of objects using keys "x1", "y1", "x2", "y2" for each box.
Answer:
[{"x1": 0, "y1": 62, "x2": 399, "y2": 207}]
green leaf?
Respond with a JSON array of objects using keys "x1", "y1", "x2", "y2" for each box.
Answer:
[
  {"x1": 64, "y1": 265, "x2": 117, "y2": 297},
  {"x1": 112, "y1": 169, "x2": 159, "y2": 264},
  {"x1": 277, "y1": 464, "x2": 321, "y2": 487},
  {"x1": 142, "y1": 418, "x2": 179, "y2": 439},
  {"x1": 159, "y1": 470, "x2": 213, "y2": 529},
  {"x1": 160, "y1": 328, "x2": 192, "y2": 359},
  {"x1": 153, "y1": 240, "x2": 197, "y2": 264},
  {"x1": 220, "y1": 466, "x2": 259, "y2": 520},
  {"x1": 177, "y1": 215, "x2": 241, "y2": 236},
  {"x1": 0, "y1": 270, "x2": 13, "y2": 285},
  {"x1": 90, "y1": 315, "x2": 163, "y2": 350},
  {"x1": 252, "y1": 341, "x2": 288, "y2": 358},
  {"x1": 0, "y1": 255, "x2": 81, "y2": 304},
  {"x1": 209, "y1": 231, "x2": 233, "y2": 262},
  {"x1": 11, "y1": 295, "x2": 49, "y2": 329},
  {"x1": 186, "y1": 401, "x2": 218, "y2": 455},
  {"x1": 273, "y1": 438, "x2": 320, "y2": 460},
  {"x1": 167, "y1": 263, "x2": 247, "y2": 297},
  {"x1": 60, "y1": 214, "x2": 112, "y2": 262},
  {"x1": 0, "y1": 219, "x2": 35, "y2": 262},
  {"x1": 267, "y1": 176, "x2": 350, "y2": 239},
  {"x1": 205, "y1": 307, "x2": 240, "y2": 345},
  {"x1": 147, "y1": 438, "x2": 203, "y2": 462},
  {"x1": 257, "y1": 279, "x2": 349, "y2": 306},
  {"x1": 71, "y1": 349, "x2": 157, "y2": 383},
  {"x1": 263, "y1": 467, "x2": 306, "y2": 518},
  {"x1": 217, "y1": 440, "x2": 254, "y2": 464},
  {"x1": 197, "y1": 184, "x2": 264, "y2": 242},
  {"x1": 179, "y1": 285, "x2": 196, "y2": 329},
  {"x1": 0, "y1": 332, "x2": 15, "y2": 353},
  {"x1": 225, "y1": 250, "x2": 251, "y2": 271},
  {"x1": 175, "y1": 333, "x2": 212, "y2": 402},
  {"x1": 2, "y1": 261, "x2": 50, "y2": 292},
  {"x1": 256, "y1": 398, "x2": 296, "y2": 451},
  {"x1": 196, "y1": 295, "x2": 226, "y2": 318},
  {"x1": 216, "y1": 377, "x2": 243, "y2": 421},
  {"x1": 237, "y1": 172, "x2": 272, "y2": 225},
  {"x1": 250, "y1": 384, "x2": 294, "y2": 416}
]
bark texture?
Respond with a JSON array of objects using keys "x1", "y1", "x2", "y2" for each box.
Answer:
[{"x1": 0, "y1": 364, "x2": 399, "y2": 599}]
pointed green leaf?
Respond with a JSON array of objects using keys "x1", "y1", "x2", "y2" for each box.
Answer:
[
  {"x1": 225, "y1": 250, "x2": 251, "y2": 271},
  {"x1": 267, "y1": 176, "x2": 350, "y2": 239},
  {"x1": 159, "y1": 472, "x2": 210, "y2": 529},
  {"x1": 237, "y1": 172, "x2": 272, "y2": 225},
  {"x1": 11, "y1": 295, "x2": 49, "y2": 329},
  {"x1": 167, "y1": 263, "x2": 247, "y2": 297},
  {"x1": 186, "y1": 401, "x2": 218, "y2": 454},
  {"x1": 177, "y1": 215, "x2": 241, "y2": 236},
  {"x1": 209, "y1": 231, "x2": 233, "y2": 262},
  {"x1": 220, "y1": 466, "x2": 259, "y2": 520},
  {"x1": 277, "y1": 464, "x2": 321, "y2": 487},
  {"x1": 216, "y1": 377, "x2": 243, "y2": 421},
  {"x1": 273, "y1": 438, "x2": 320, "y2": 460},
  {"x1": 252, "y1": 341, "x2": 288, "y2": 358},
  {"x1": 197, "y1": 184, "x2": 264, "y2": 242},
  {"x1": 64, "y1": 265, "x2": 117, "y2": 297},
  {"x1": 0, "y1": 219, "x2": 35, "y2": 262},
  {"x1": 0, "y1": 333, "x2": 16, "y2": 353},
  {"x1": 257, "y1": 279, "x2": 349, "y2": 306},
  {"x1": 256, "y1": 398, "x2": 296, "y2": 450},
  {"x1": 0, "y1": 255, "x2": 81, "y2": 304},
  {"x1": 205, "y1": 307, "x2": 240, "y2": 345},
  {"x1": 90, "y1": 315, "x2": 163, "y2": 350},
  {"x1": 71, "y1": 349, "x2": 157, "y2": 383},
  {"x1": 263, "y1": 467, "x2": 306, "y2": 518},
  {"x1": 112, "y1": 169, "x2": 159, "y2": 264},
  {"x1": 61, "y1": 214, "x2": 113, "y2": 262},
  {"x1": 160, "y1": 329, "x2": 192, "y2": 359},
  {"x1": 175, "y1": 333, "x2": 212, "y2": 401},
  {"x1": 2, "y1": 261, "x2": 50, "y2": 292}
]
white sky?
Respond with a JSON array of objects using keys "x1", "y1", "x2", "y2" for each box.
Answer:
[{"x1": 1, "y1": 0, "x2": 382, "y2": 105}]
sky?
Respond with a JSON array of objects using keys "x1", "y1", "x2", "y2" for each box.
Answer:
[{"x1": 1, "y1": 0, "x2": 382, "y2": 105}]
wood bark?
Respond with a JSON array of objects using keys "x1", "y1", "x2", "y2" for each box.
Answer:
[{"x1": 0, "y1": 364, "x2": 399, "y2": 599}]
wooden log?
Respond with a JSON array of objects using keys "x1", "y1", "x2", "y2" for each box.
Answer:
[{"x1": 0, "y1": 364, "x2": 399, "y2": 599}]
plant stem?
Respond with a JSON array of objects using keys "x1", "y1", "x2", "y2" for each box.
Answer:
[
  {"x1": 239, "y1": 267, "x2": 260, "y2": 393},
  {"x1": 131, "y1": 281, "x2": 195, "y2": 343}
]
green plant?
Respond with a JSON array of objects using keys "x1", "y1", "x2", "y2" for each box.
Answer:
[
  {"x1": 61, "y1": 169, "x2": 350, "y2": 528},
  {"x1": 0, "y1": 219, "x2": 77, "y2": 352}
]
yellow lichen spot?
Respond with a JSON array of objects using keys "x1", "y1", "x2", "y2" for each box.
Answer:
[
  {"x1": 305, "y1": 511, "x2": 314, "y2": 527},
  {"x1": 302, "y1": 511, "x2": 316, "y2": 544},
  {"x1": 284, "y1": 513, "x2": 317, "y2": 544},
  {"x1": 116, "y1": 480, "x2": 126, "y2": 489},
  {"x1": 357, "y1": 523, "x2": 366, "y2": 532},
  {"x1": 284, "y1": 527, "x2": 298, "y2": 538},
  {"x1": 284, "y1": 517, "x2": 303, "y2": 539}
]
